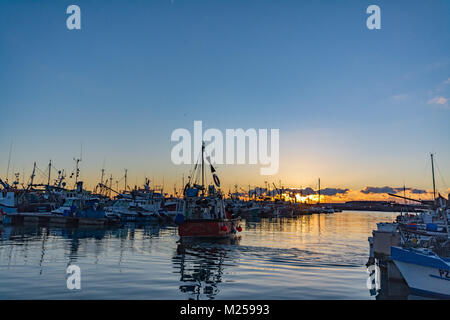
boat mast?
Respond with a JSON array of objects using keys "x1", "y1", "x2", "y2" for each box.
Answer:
[
  {"x1": 201, "y1": 141, "x2": 205, "y2": 196},
  {"x1": 6, "y1": 141, "x2": 12, "y2": 183},
  {"x1": 47, "y1": 160, "x2": 52, "y2": 186},
  {"x1": 74, "y1": 144, "x2": 82, "y2": 187},
  {"x1": 74, "y1": 158, "x2": 81, "y2": 186},
  {"x1": 182, "y1": 173, "x2": 185, "y2": 195},
  {"x1": 402, "y1": 184, "x2": 406, "y2": 216},
  {"x1": 124, "y1": 169, "x2": 128, "y2": 193},
  {"x1": 318, "y1": 178, "x2": 321, "y2": 204},
  {"x1": 109, "y1": 175, "x2": 113, "y2": 197},
  {"x1": 100, "y1": 168, "x2": 105, "y2": 185},
  {"x1": 29, "y1": 162, "x2": 36, "y2": 188},
  {"x1": 431, "y1": 153, "x2": 436, "y2": 201}
]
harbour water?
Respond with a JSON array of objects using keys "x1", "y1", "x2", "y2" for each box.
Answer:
[{"x1": 0, "y1": 211, "x2": 400, "y2": 300}]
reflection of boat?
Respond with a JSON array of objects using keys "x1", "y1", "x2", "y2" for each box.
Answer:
[
  {"x1": 391, "y1": 246, "x2": 450, "y2": 299},
  {"x1": 173, "y1": 241, "x2": 238, "y2": 299},
  {"x1": 177, "y1": 142, "x2": 242, "y2": 239}
]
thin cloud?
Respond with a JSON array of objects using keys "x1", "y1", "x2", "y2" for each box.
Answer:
[
  {"x1": 392, "y1": 94, "x2": 408, "y2": 102},
  {"x1": 361, "y1": 186, "x2": 396, "y2": 194},
  {"x1": 360, "y1": 186, "x2": 427, "y2": 195},
  {"x1": 427, "y1": 96, "x2": 449, "y2": 109},
  {"x1": 286, "y1": 187, "x2": 349, "y2": 196},
  {"x1": 409, "y1": 188, "x2": 427, "y2": 194},
  {"x1": 320, "y1": 188, "x2": 349, "y2": 196},
  {"x1": 428, "y1": 96, "x2": 448, "y2": 105}
]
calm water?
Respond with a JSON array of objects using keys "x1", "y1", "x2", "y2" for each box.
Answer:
[{"x1": 0, "y1": 211, "x2": 398, "y2": 299}]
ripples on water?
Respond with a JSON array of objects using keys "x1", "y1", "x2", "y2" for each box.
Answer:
[{"x1": 0, "y1": 211, "x2": 398, "y2": 299}]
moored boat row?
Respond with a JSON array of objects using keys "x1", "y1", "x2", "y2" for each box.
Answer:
[{"x1": 367, "y1": 154, "x2": 450, "y2": 299}]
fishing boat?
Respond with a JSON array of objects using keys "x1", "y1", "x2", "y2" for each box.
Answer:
[
  {"x1": 104, "y1": 198, "x2": 161, "y2": 223},
  {"x1": 161, "y1": 198, "x2": 185, "y2": 222},
  {"x1": 177, "y1": 142, "x2": 242, "y2": 239},
  {"x1": 391, "y1": 246, "x2": 450, "y2": 299},
  {"x1": 51, "y1": 182, "x2": 119, "y2": 225},
  {"x1": 101, "y1": 178, "x2": 165, "y2": 223},
  {"x1": 272, "y1": 205, "x2": 294, "y2": 218},
  {"x1": 322, "y1": 207, "x2": 335, "y2": 214},
  {"x1": 241, "y1": 202, "x2": 272, "y2": 218},
  {"x1": 376, "y1": 222, "x2": 398, "y2": 233},
  {"x1": 0, "y1": 209, "x2": 6, "y2": 224},
  {"x1": 0, "y1": 178, "x2": 17, "y2": 213},
  {"x1": 0, "y1": 190, "x2": 16, "y2": 214}
]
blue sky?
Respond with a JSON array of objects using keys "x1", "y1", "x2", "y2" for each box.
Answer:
[{"x1": 0, "y1": 0, "x2": 449, "y2": 197}]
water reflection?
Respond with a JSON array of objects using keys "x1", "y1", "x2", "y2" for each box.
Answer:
[
  {"x1": 0, "y1": 223, "x2": 169, "y2": 270},
  {"x1": 173, "y1": 238, "x2": 240, "y2": 300},
  {"x1": 0, "y1": 212, "x2": 401, "y2": 299}
]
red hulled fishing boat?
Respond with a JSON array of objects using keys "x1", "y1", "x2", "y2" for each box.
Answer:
[{"x1": 175, "y1": 142, "x2": 242, "y2": 239}]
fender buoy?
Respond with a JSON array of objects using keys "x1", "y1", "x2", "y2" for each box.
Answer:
[
  {"x1": 221, "y1": 225, "x2": 228, "y2": 232},
  {"x1": 213, "y1": 174, "x2": 220, "y2": 188}
]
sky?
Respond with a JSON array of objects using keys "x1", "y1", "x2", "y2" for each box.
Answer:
[{"x1": 0, "y1": 0, "x2": 449, "y2": 201}]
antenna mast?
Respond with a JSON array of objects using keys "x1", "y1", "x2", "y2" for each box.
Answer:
[
  {"x1": 201, "y1": 141, "x2": 205, "y2": 196},
  {"x1": 431, "y1": 153, "x2": 436, "y2": 201},
  {"x1": 6, "y1": 141, "x2": 12, "y2": 183},
  {"x1": 47, "y1": 160, "x2": 52, "y2": 186},
  {"x1": 124, "y1": 169, "x2": 128, "y2": 192},
  {"x1": 29, "y1": 162, "x2": 36, "y2": 188},
  {"x1": 74, "y1": 158, "x2": 81, "y2": 185},
  {"x1": 318, "y1": 178, "x2": 321, "y2": 204}
]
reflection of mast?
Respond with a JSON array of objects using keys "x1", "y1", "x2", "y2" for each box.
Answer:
[{"x1": 39, "y1": 227, "x2": 49, "y2": 275}]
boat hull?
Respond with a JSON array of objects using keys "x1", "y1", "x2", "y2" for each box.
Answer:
[
  {"x1": 178, "y1": 219, "x2": 239, "y2": 238},
  {"x1": 0, "y1": 204, "x2": 17, "y2": 214},
  {"x1": 391, "y1": 247, "x2": 450, "y2": 299}
]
